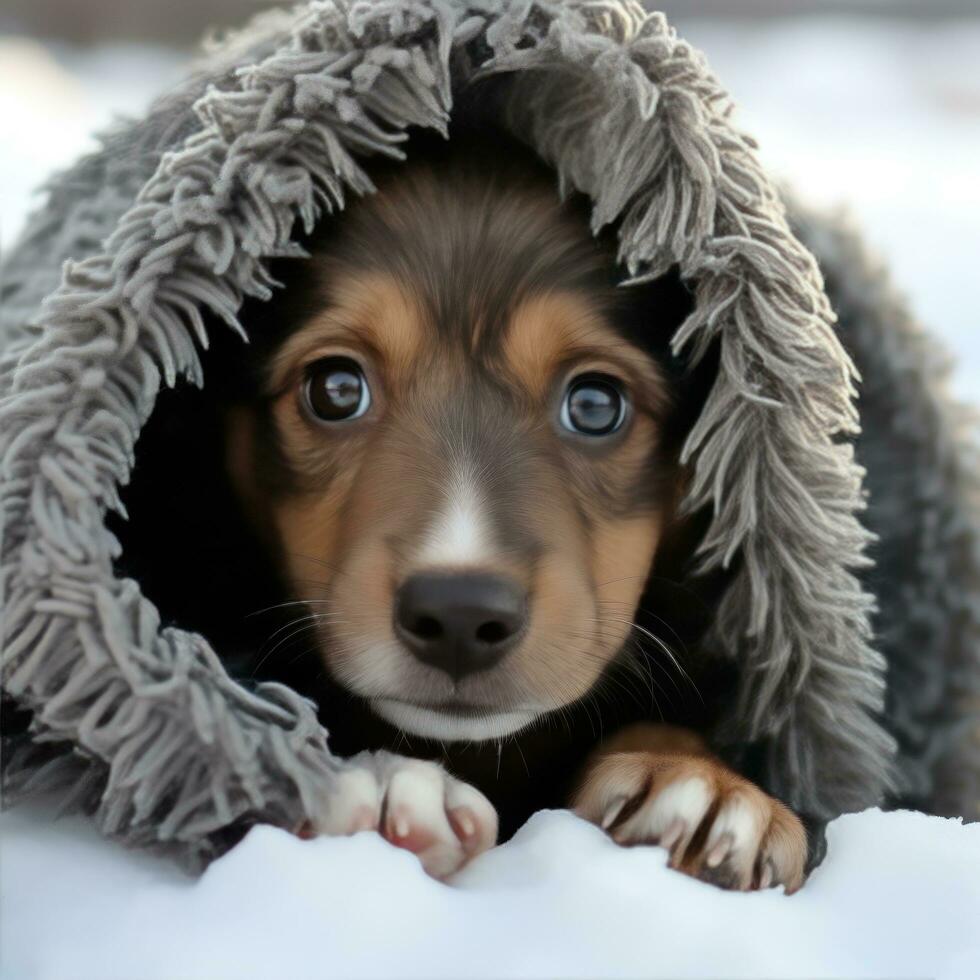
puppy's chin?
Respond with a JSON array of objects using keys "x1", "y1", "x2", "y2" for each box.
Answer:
[{"x1": 371, "y1": 698, "x2": 540, "y2": 742}]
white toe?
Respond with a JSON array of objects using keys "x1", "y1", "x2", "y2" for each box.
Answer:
[
  {"x1": 384, "y1": 762, "x2": 463, "y2": 878},
  {"x1": 616, "y1": 775, "x2": 713, "y2": 854},
  {"x1": 704, "y1": 792, "x2": 765, "y2": 882},
  {"x1": 313, "y1": 763, "x2": 382, "y2": 836},
  {"x1": 444, "y1": 776, "x2": 498, "y2": 855},
  {"x1": 308, "y1": 752, "x2": 498, "y2": 879}
]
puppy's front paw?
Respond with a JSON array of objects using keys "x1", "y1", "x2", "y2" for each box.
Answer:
[
  {"x1": 574, "y1": 752, "x2": 806, "y2": 893},
  {"x1": 304, "y1": 752, "x2": 498, "y2": 879}
]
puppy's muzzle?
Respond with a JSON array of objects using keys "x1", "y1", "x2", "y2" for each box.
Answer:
[{"x1": 394, "y1": 572, "x2": 527, "y2": 680}]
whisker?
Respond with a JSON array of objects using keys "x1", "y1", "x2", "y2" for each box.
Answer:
[
  {"x1": 245, "y1": 598, "x2": 322, "y2": 619},
  {"x1": 596, "y1": 615, "x2": 702, "y2": 705},
  {"x1": 252, "y1": 611, "x2": 354, "y2": 676}
]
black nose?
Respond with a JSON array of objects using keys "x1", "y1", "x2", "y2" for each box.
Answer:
[{"x1": 394, "y1": 573, "x2": 527, "y2": 679}]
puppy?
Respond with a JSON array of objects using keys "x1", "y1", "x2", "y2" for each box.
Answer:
[{"x1": 224, "y1": 131, "x2": 807, "y2": 890}]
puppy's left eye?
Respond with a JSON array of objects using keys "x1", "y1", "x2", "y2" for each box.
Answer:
[
  {"x1": 560, "y1": 374, "x2": 628, "y2": 437},
  {"x1": 304, "y1": 357, "x2": 371, "y2": 422}
]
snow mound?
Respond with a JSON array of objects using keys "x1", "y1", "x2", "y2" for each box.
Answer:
[{"x1": 1, "y1": 806, "x2": 977, "y2": 979}]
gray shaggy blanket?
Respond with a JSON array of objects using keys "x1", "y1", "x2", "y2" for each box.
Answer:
[{"x1": 1, "y1": 0, "x2": 977, "y2": 868}]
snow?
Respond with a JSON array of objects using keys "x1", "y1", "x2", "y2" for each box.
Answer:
[
  {"x1": 1, "y1": 805, "x2": 978, "y2": 979},
  {"x1": 0, "y1": 37, "x2": 185, "y2": 249}
]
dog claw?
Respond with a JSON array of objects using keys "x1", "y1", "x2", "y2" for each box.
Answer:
[
  {"x1": 706, "y1": 832, "x2": 733, "y2": 869},
  {"x1": 448, "y1": 806, "x2": 476, "y2": 842},
  {"x1": 660, "y1": 818, "x2": 685, "y2": 852},
  {"x1": 601, "y1": 794, "x2": 629, "y2": 830}
]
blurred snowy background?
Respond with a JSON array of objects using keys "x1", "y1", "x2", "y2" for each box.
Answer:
[{"x1": 1, "y1": 0, "x2": 977, "y2": 400}]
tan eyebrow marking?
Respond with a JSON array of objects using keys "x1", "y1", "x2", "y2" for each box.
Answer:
[
  {"x1": 265, "y1": 271, "x2": 424, "y2": 395},
  {"x1": 502, "y1": 291, "x2": 669, "y2": 413}
]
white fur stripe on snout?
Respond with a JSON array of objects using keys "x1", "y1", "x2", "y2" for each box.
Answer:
[{"x1": 416, "y1": 463, "x2": 492, "y2": 566}]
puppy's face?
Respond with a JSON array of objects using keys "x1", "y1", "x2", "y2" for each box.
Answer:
[{"x1": 229, "y1": 158, "x2": 676, "y2": 741}]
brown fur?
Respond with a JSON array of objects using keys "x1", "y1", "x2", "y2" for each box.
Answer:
[
  {"x1": 223, "y1": 138, "x2": 807, "y2": 890},
  {"x1": 257, "y1": 269, "x2": 665, "y2": 714},
  {"x1": 573, "y1": 723, "x2": 807, "y2": 891}
]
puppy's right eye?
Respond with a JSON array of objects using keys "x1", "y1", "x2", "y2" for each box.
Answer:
[
  {"x1": 560, "y1": 373, "x2": 628, "y2": 437},
  {"x1": 303, "y1": 357, "x2": 371, "y2": 422}
]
